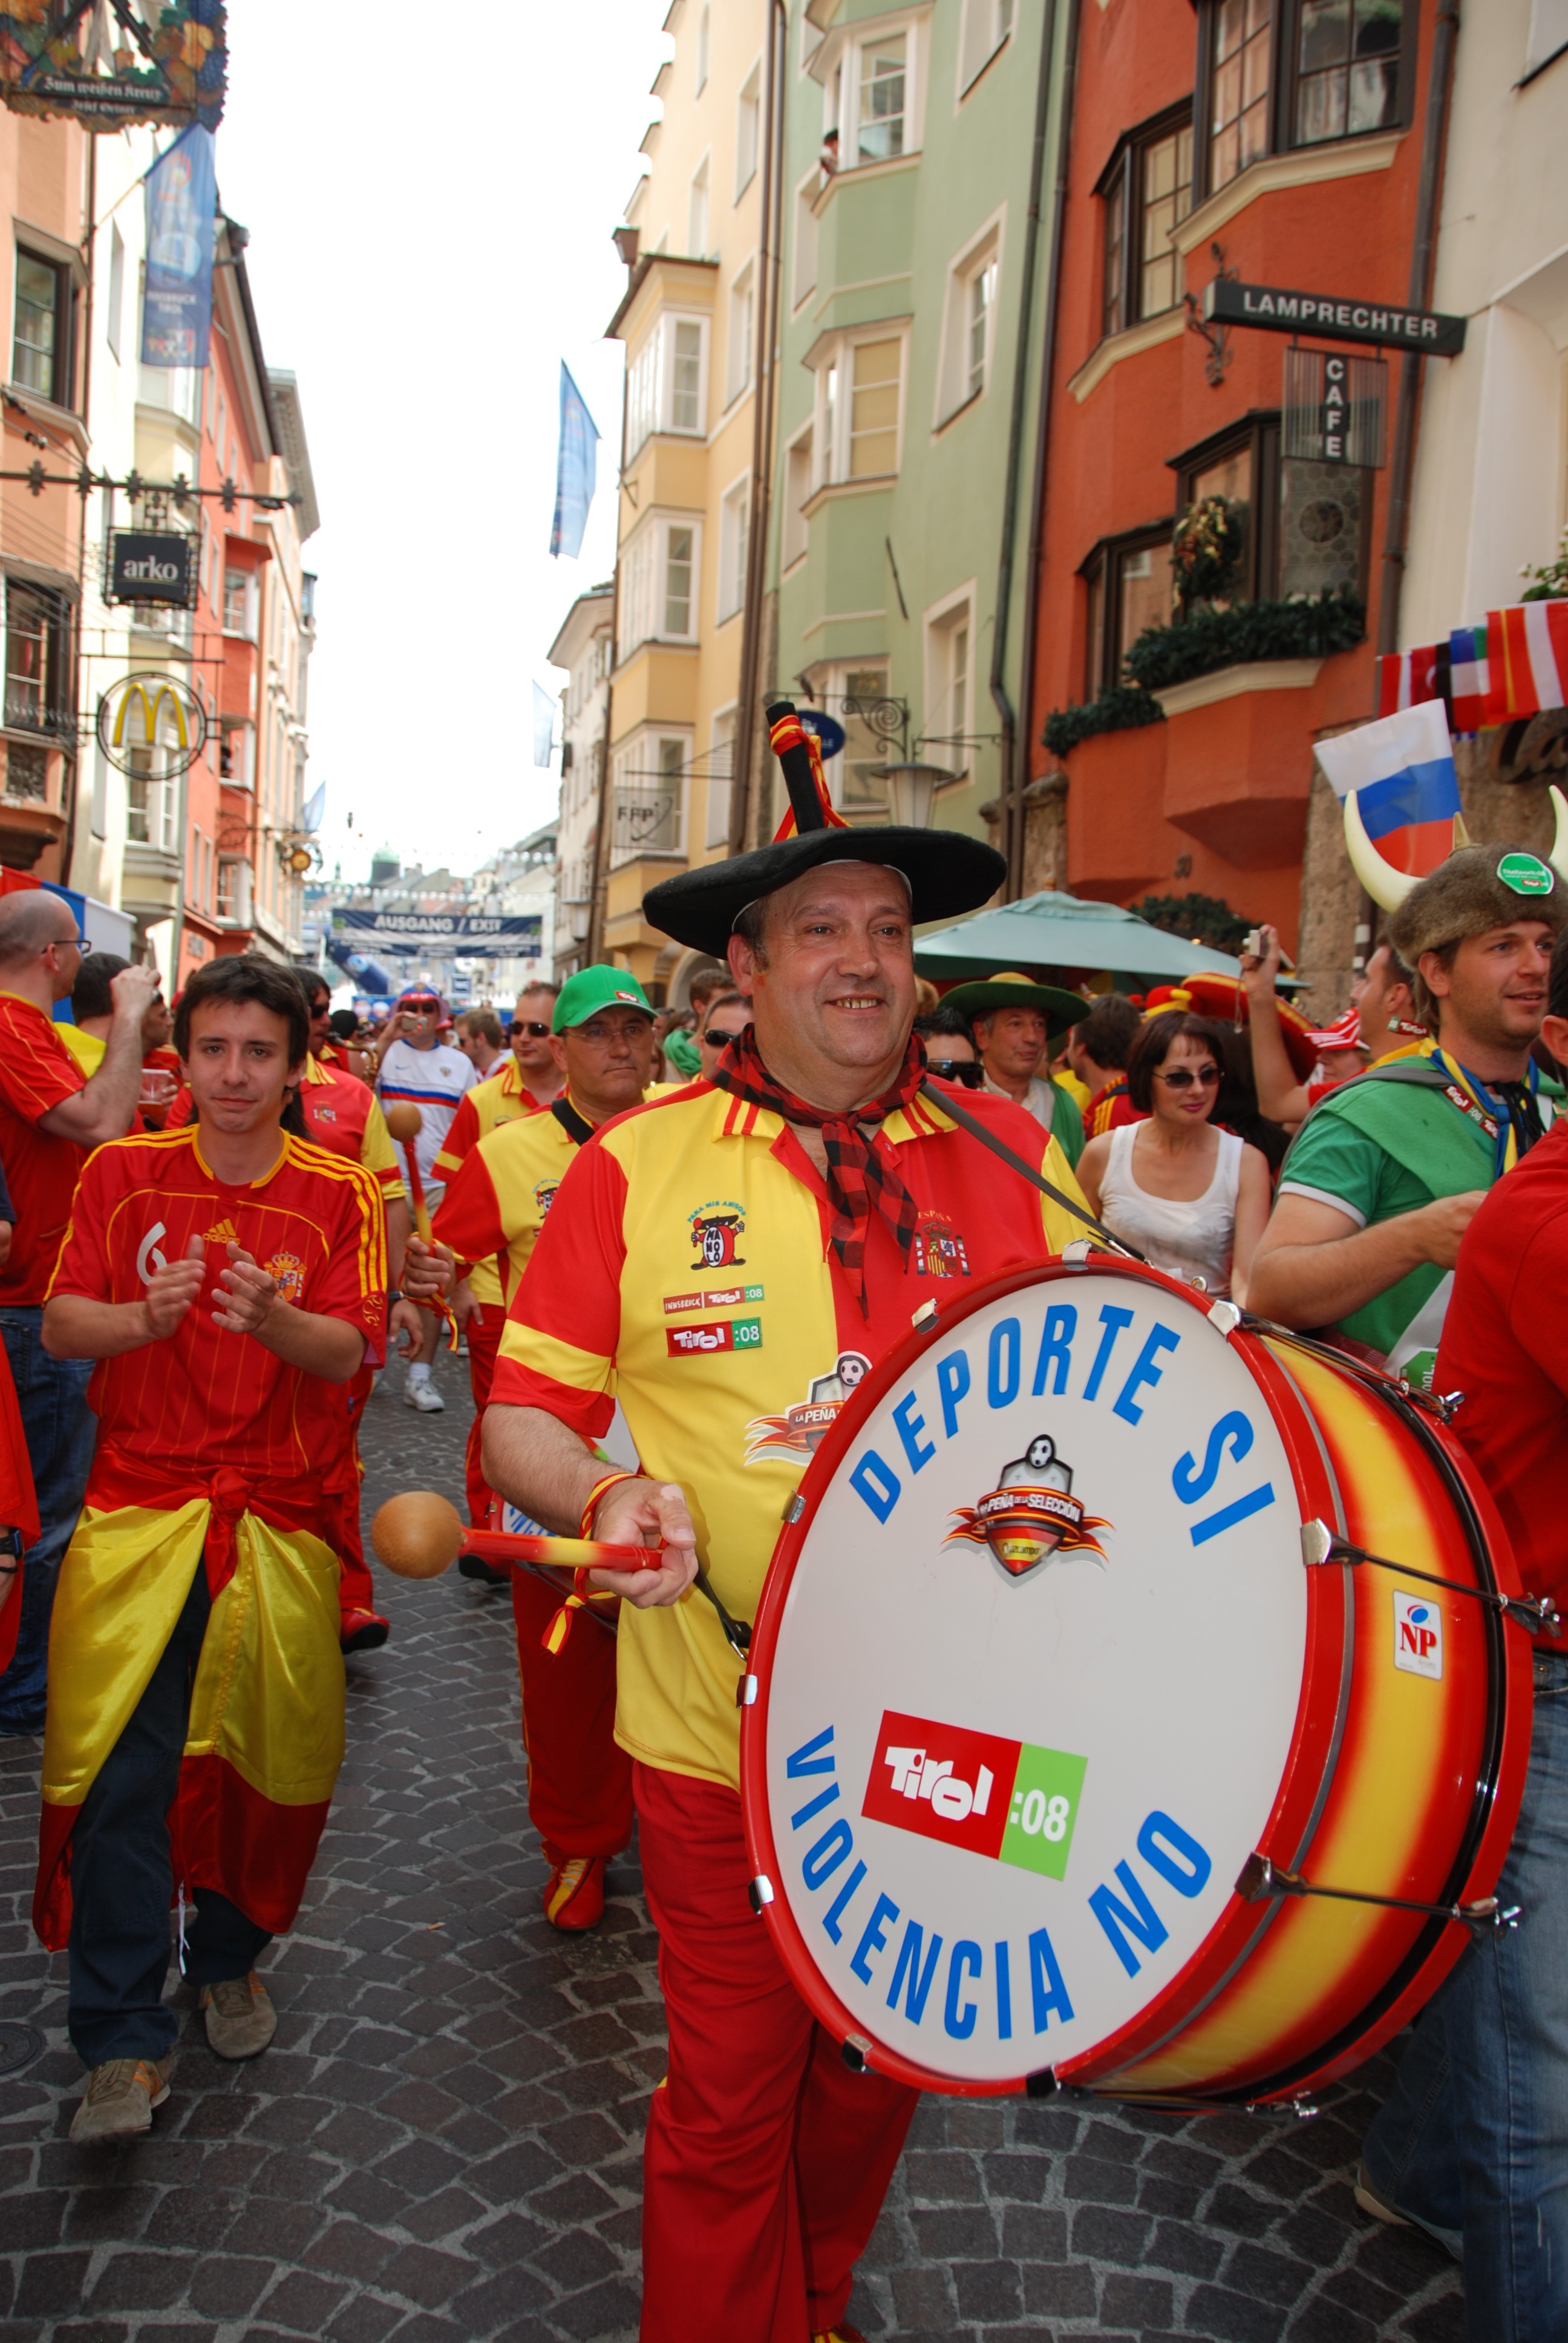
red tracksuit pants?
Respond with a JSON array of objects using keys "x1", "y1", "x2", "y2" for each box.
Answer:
[
  {"x1": 464, "y1": 1309, "x2": 503, "y2": 1524},
  {"x1": 635, "y1": 1761, "x2": 918, "y2": 2342},
  {"x1": 510, "y1": 1570, "x2": 632, "y2": 1867}
]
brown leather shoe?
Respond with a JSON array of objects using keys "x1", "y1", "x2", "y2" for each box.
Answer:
[
  {"x1": 200, "y1": 1971, "x2": 277, "y2": 2060},
  {"x1": 70, "y1": 2053, "x2": 174, "y2": 2141}
]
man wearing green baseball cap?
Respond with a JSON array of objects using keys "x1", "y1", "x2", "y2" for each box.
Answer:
[
  {"x1": 939, "y1": 972, "x2": 1089, "y2": 1166},
  {"x1": 418, "y1": 964, "x2": 659, "y2": 1933}
]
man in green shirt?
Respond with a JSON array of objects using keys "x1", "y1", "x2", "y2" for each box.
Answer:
[
  {"x1": 941, "y1": 971, "x2": 1089, "y2": 1167},
  {"x1": 1249, "y1": 846, "x2": 1564, "y2": 1386}
]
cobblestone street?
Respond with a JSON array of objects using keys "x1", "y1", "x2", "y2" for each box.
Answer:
[{"x1": 0, "y1": 1354, "x2": 1467, "y2": 2340}]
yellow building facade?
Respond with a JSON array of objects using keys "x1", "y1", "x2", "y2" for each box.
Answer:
[{"x1": 601, "y1": 0, "x2": 773, "y2": 996}]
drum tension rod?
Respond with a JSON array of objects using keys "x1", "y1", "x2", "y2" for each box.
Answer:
[
  {"x1": 1238, "y1": 1852, "x2": 1520, "y2": 1935},
  {"x1": 1299, "y1": 1518, "x2": 1562, "y2": 1638}
]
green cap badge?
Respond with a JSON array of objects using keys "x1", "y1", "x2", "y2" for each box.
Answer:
[{"x1": 1497, "y1": 852, "x2": 1556, "y2": 897}]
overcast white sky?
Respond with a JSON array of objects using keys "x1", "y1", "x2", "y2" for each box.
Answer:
[{"x1": 213, "y1": 1, "x2": 668, "y2": 883}]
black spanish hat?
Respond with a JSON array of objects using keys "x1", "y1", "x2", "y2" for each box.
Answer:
[{"x1": 641, "y1": 701, "x2": 1005, "y2": 957}]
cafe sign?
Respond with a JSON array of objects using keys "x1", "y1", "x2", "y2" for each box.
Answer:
[{"x1": 1204, "y1": 280, "x2": 1466, "y2": 358}]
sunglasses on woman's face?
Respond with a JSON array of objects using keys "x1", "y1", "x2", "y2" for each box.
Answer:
[
  {"x1": 703, "y1": 1026, "x2": 748, "y2": 1048},
  {"x1": 928, "y1": 1058, "x2": 985, "y2": 1088},
  {"x1": 1157, "y1": 1064, "x2": 1220, "y2": 1090}
]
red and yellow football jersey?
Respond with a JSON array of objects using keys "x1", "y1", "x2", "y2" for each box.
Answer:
[
  {"x1": 0, "y1": 992, "x2": 88, "y2": 1304},
  {"x1": 299, "y1": 1054, "x2": 404, "y2": 1197},
  {"x1": 431, "y1": 1106, "x2": 579, "y2": 1309},
  {"x1": 492, "y1": 1082, "x2": 1087, "y2": 1789},
  {"x1": 47, "y1": 1127, "x2": 386, "y2": 1493}
]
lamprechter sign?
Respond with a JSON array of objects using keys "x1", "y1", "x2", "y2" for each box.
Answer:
[{"x1": 1205, "y1": 280, "x2": 1467, "y2": 358}]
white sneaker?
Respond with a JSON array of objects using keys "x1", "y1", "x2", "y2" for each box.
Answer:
[{"x1": 403, "y1": 1374, "x2": 445, "y2": 1413}]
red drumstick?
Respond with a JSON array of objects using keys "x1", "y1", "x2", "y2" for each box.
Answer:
[{"x1": 371, "y1": 1491, "x2": 661, "y2": 1581}]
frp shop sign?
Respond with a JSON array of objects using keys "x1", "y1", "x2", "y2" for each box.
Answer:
[
  {"x1": 108, "y1": 532, "x2": 195, "y2": 608},
  {"x1": 96, "y1": 672, "x2": 207, "y2": 778}
]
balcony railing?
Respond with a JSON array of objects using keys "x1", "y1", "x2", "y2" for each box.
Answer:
[{"x1": 609, "y1": 784, "x2": 681, "y2": 868}]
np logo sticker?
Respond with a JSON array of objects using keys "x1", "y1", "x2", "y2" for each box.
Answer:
[{"x1": 1394, "y1": 1591, "x2": 1443, "y2": 1680}]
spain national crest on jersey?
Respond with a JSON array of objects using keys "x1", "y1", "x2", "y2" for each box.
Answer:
[
  {"x1": 266, "y1": 1250, "x2": 305, "y2": 1305},
  {"x1": 913, "y1": 1210, "x2": 970, "y2": 1279}
]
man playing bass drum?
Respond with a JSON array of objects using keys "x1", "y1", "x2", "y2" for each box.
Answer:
[{"x1": 482, "y1": 708, "x2": 1088, "y2": 2343}]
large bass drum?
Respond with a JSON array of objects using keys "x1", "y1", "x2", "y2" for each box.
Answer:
[{"x1": 739, "y1": 1259, "x2": 1533, "y2": 2104}]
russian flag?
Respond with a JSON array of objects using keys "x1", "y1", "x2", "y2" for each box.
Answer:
[{"x1": 1315, "y1": 699, "x2": 1463, "y2": 879}]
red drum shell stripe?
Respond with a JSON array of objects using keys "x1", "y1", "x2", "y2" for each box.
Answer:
[{"x1": 739, "y1": 1257, "x2": 1530, "y2": 2103}]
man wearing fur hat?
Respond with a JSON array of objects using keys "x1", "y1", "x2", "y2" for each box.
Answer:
[{"x1": 1248, "y1": 846, "x2": 1563, "y2": 1387}]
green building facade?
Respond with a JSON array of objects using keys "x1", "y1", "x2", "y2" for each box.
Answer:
[{"x1": 765, "y1": 0, "x2": 1068, "y2": 852}]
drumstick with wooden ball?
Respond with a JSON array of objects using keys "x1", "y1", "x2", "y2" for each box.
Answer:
[
  {"x1": 371, "y1": 1491, "x2": 663, "y2": 1581},
  {"x1": 382, "y1": 1100, "x2": 431, "y2": 1240}
]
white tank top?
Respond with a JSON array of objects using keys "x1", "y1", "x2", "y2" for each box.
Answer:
[{"x1": 1099, "y1": 1124, "x2": 1243, "y2": 1297}]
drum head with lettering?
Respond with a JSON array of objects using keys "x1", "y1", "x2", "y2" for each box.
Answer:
[{"x1": 742, "y1": 1264, "x2": 1307, "y2": 2092}]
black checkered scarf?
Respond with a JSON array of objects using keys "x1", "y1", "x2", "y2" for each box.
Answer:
[{"x1": 710, "y1": 1027, "x2": 926, "y2": 1316}]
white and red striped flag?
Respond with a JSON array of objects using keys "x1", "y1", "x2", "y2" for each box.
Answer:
[{"x1": 1486, "y1": 600, "x2": 1568, "y2": 721}]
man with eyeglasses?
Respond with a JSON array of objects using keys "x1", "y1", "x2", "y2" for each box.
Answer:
[
  {"x1": 0, "y1": 888, "x2": 156, "y2": 1734},
  {"x1": 430, "y1": 981, "x2": 561, "y2": 1515},
  {"x1": 419, "y1": 966, "x2": 659, "y2": 1930}
]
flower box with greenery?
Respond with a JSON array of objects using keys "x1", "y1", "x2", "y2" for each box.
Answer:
[
  {"x1": 1040, "y1": 683, "x2": 1165, "y2": 759},
  {"x1": 1122, "y1": 585, "x2": 1366, "y2": 696}
]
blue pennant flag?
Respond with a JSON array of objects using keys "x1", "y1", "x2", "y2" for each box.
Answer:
[
  {"x1": 549, "y1": 363, "x2": 600, "y2": 560},
  {"x1": 532, "y1": 683, "x2": 556, "y2": 769},
  {"x1": 142, "y1": 126, "x2": 217, "y2": 370}
]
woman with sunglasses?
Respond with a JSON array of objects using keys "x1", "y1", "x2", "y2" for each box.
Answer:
[{"x1": 1077, "y1": 1011, "x2": 1272, "y2": 1302}]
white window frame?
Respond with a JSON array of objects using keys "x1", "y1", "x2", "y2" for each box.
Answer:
[
  {"x1": 610, "y1": 726, "x2": 690, "y2": 868},
  {"x1": 811, "y1": 658, "x2": 895, "y2": 814},
  {"x1": 717, "y1": 472, "x2": 751, "y2": 625},
  {"x1": 725, "y1": 264, "x2": 755, "y2": 405},
  {"x1": 105, "y1": 221, "x2": 124, "y2": 362},
  {"x1": 936, "y1": 211, "x2": 1004, "y2": 426},
  {"x1": 923, "y1": 581, "x2": 978, "y2": 779},
  {"x1": 735, "y1": 57, "x2": 762, "y2": 199},
  {"x1": 811, "y1": 325, "x2": 907, "y2": 485},
  {"x1": 782, "y1": 422, "x2": 814, "y2": 569},
  {"x1": 616, "y1": 512, "x2": 704, "y2": 660},
  {"x1": 707, "y1": 703, "x2": 737, "y2": 848},
  {"x1": 792, "y1": 169, "x2": 820, "y2": 311},
  {"x1": 687, "y1": 152, "x2": 710, "y2": 257},
  {"x1": 625, "y1": 311, "x2": 710, "y2": 457},
  {"x1": 821, "y1": 16, "x2": 924, "y2": 172},
  {"x1": 957, "y1": 0, "x2": 1013, "y2": 97},
  {"x1": 695, "y1": 0, "x2": 710, "y2": 91}
]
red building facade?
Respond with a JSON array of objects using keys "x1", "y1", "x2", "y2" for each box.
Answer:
[{"x1": 1026, "y1": 0, "x2": 1445, "y2": 957}]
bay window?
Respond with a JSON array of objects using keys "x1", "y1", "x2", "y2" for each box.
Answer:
[{"x1": 626, "y1": 313, "x2": 709, "y2": 457}]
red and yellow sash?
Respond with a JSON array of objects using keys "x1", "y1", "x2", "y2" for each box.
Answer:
[{"x1": 34, "y1": 1455, "x2": 344, "y2": 1951}]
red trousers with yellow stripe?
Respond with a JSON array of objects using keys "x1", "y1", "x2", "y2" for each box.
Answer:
[
  {"x1": 464, "y1": 1309, "x2": 503, "y2": 1525},
  {"x1": 635, "y1": 1761, "x2": 918, "y2": 2342},
  {"x1": 509, "y1": 1570, "x2": 632, "y2": 1868}
]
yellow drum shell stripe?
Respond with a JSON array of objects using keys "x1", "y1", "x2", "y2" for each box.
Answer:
[{"x1": 1105, "y1": 1345, "x2": 1488, "y2": 2099}]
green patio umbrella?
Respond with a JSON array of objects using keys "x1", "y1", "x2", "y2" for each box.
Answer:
[{"x1": 914, "y1": 889, "x2": 1244, "y2": 984}]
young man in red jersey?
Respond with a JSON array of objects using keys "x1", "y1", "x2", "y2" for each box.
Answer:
[{"x1": 39, "y1": 954, "x2": 385, "y2": 2141}]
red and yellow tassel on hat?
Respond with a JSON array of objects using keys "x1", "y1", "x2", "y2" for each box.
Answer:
[{"x1": 768, "y1": 702, "x2": 849, "y2": 839}]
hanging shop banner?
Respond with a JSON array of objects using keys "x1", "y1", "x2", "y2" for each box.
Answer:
[
  {"x1": 332, "y1": 909, "x2": 544, "y2": 957},
  {"x1": 1, "y1": 1, "x2": 226, "y2": 131},
  {"x1": 142, "y1": 126, "x2": 217, "y2": 369},
  {"x1": 107, "y1": 531, "x2": 197, "y2": 607},
  {"x1": 1205, "y1": 280, "x2": 1466, "y2": 358},
  {"x1": 549, "y1": 362, "x2": 600, "y2": 560},
  {"x1": 97, "y1": 672, "x2": 207, "y2": 778},
  {"x1": 1281, "y1": 349, "x2": 1387, "y2": 468}
]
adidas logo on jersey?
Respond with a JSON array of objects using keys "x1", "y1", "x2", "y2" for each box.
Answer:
[{"x1": 205, "y1": 1216, "x2": 238, "y2": 1243}]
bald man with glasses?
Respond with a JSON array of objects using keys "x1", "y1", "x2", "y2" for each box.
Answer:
[{"x1": 0, "y1": 889, "x2": 155, "y2": 1732}]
